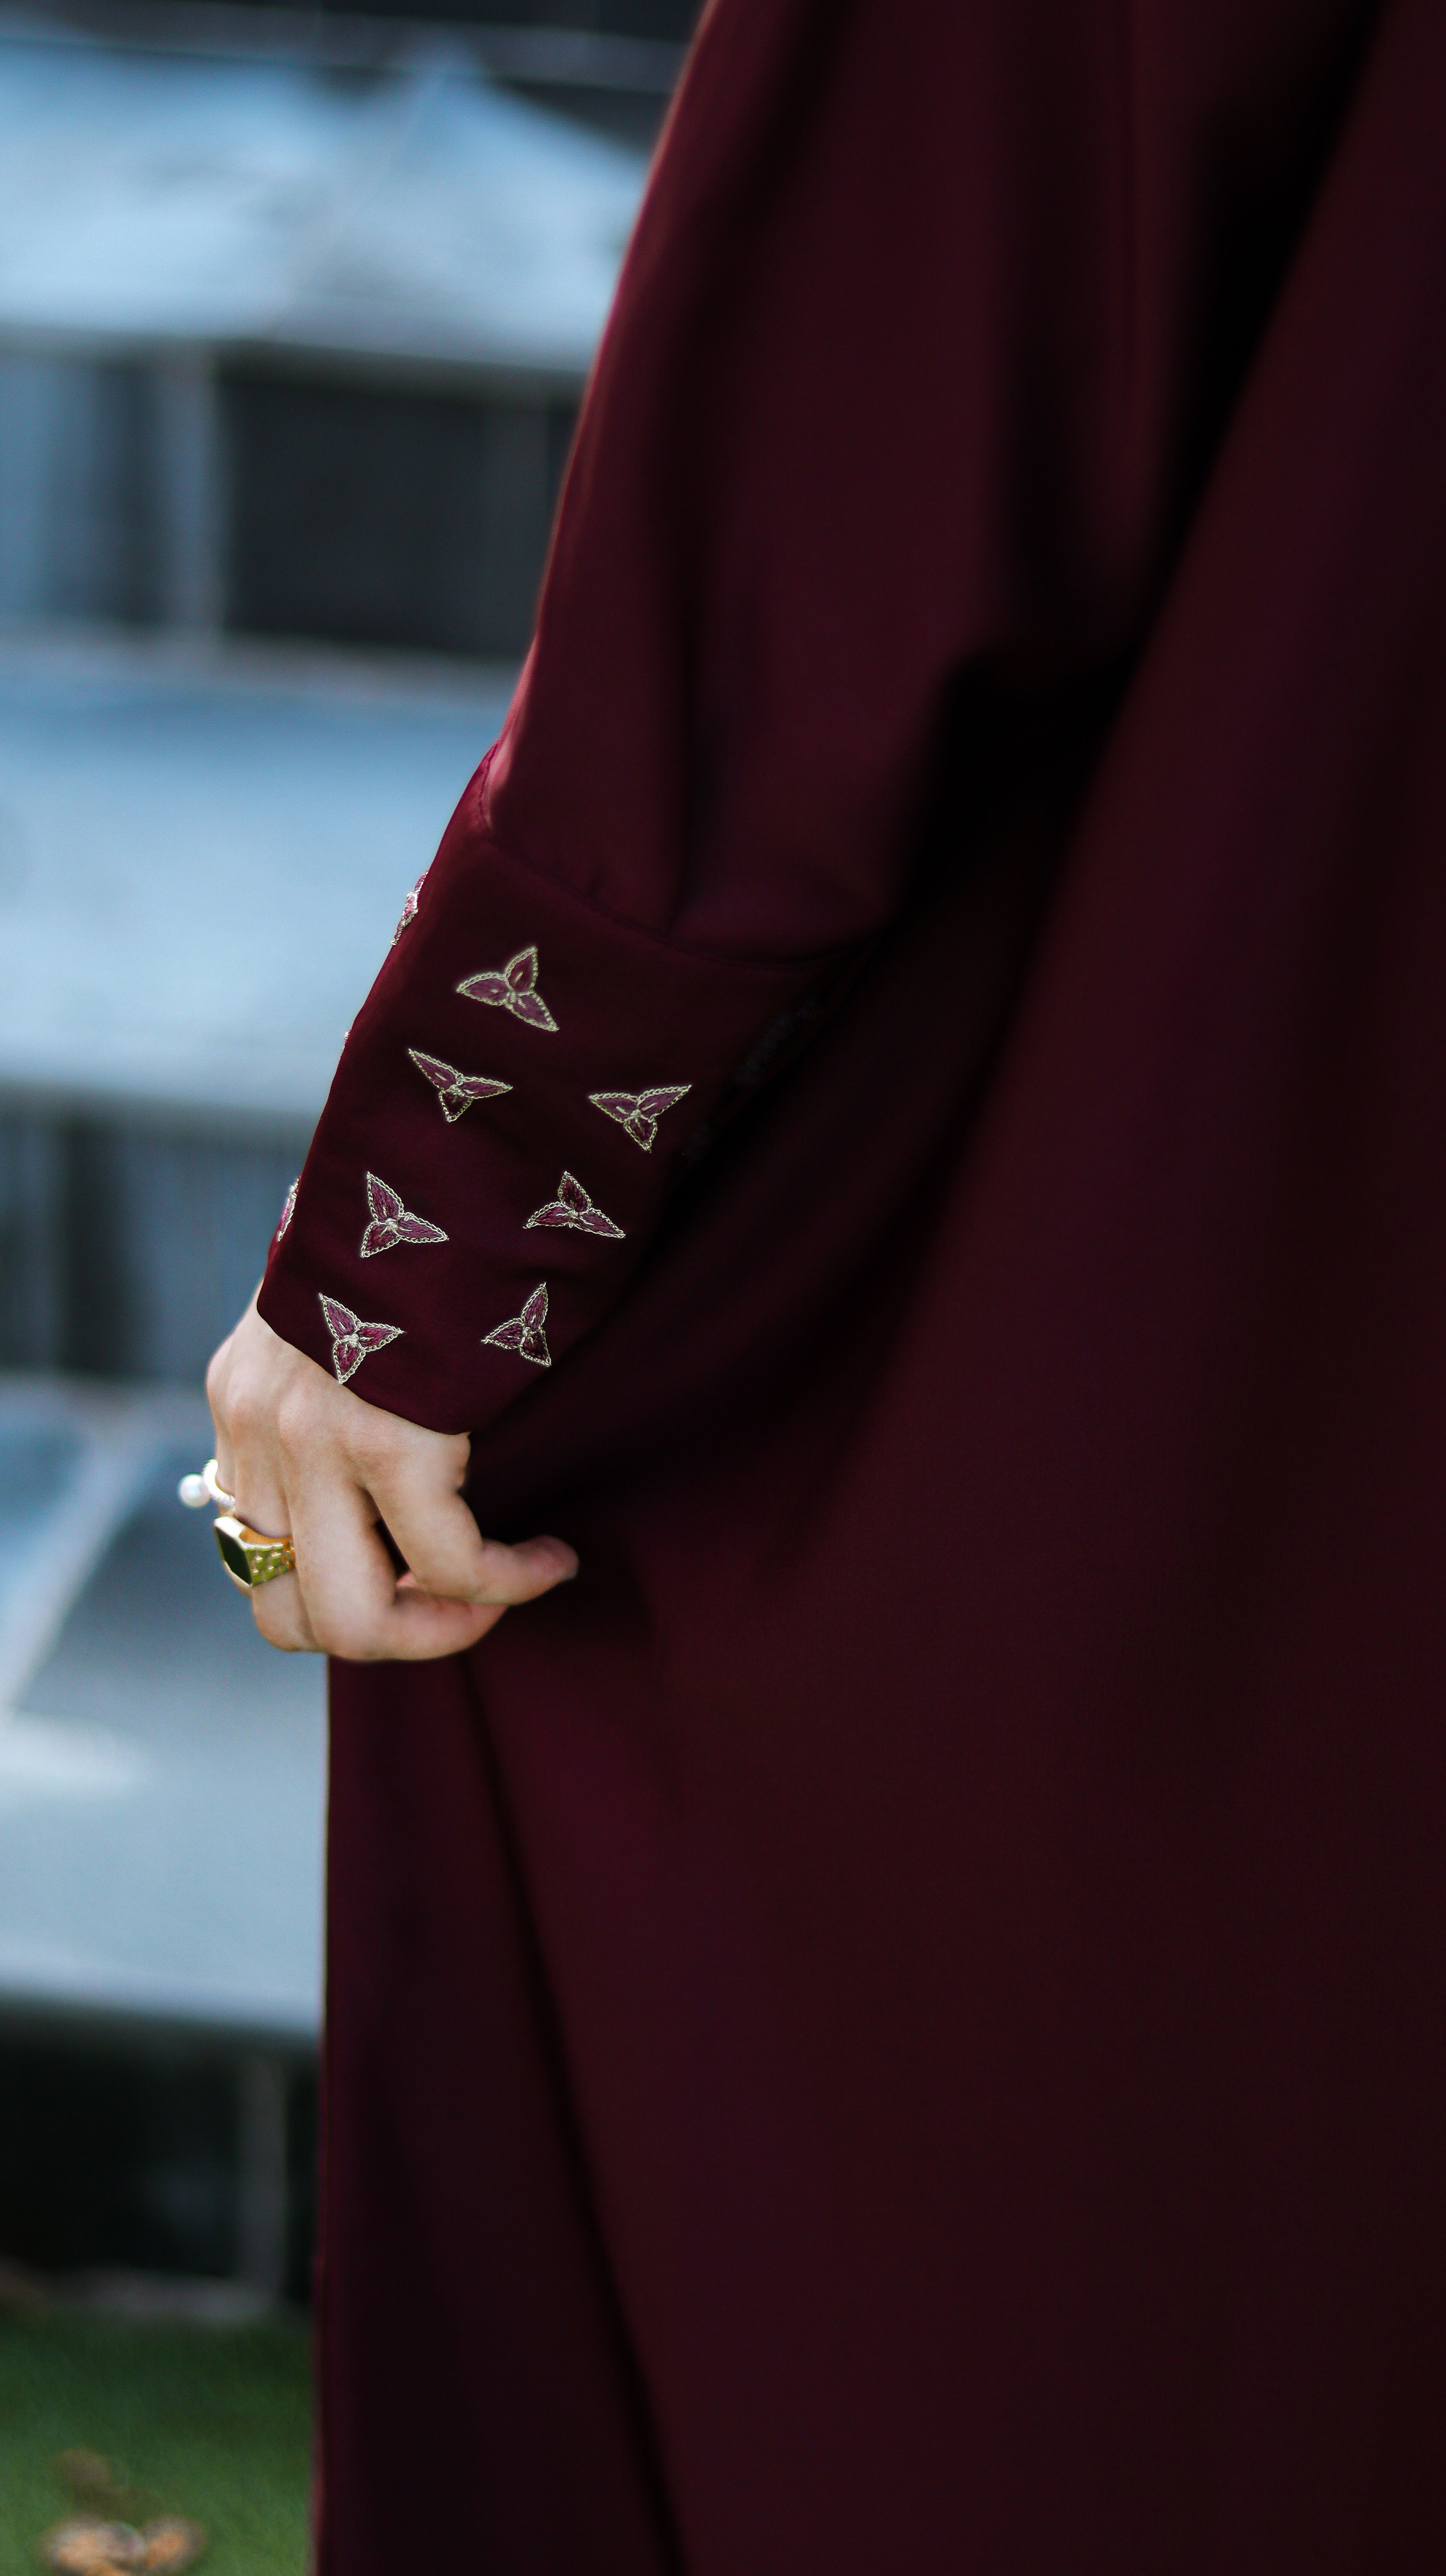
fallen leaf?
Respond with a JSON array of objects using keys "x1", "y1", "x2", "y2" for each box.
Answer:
[
  {"x1": 139, "y1": 2520, "x2": 207, "y2": 2573},
  {"x1": 39, "y1": 2519, "x2": 147, "y2": 2573}
]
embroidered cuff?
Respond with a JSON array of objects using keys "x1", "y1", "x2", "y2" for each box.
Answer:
[{"x1": 256, "y1": 788, "x2": 830, "y2": 1434}]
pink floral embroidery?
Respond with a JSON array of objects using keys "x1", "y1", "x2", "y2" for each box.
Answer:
[
  {"x1": 456, "y1": 945, "x2": 558, "y2": 1033},
  {"x1": 360, "y1": 1172, "x2": 448, "y2": 1258},
  {"x1": 391, "y1": 876, "x2": 425, "y2": 945},
  {"x1": 407, "y1": 1048, "x2": 513, "y2": 1123},
  {"x1": 588, "y1": 1085, "x2": 692, "y2": 1151},
  {"x1": 319, "y1": 1293, "x2": 403, "y2": 1384},
  {"x1": 524, "y1": 1170, "x2": 624, "y2": 1239},
  {"x1": 276, "y1": 1178, "x2": 298, "y2": 1240},
  {"x1": 482, "y1": 1281, "x2": 551, "y2": 1367}
]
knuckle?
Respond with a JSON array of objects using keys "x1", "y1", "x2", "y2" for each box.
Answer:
[
  {"x1": 251, "y1": 1590, "x2": 307, "y2": 1653},
  {"x1": 276, "y1": 1385, "x2": 330, "y2": 1467},
  {"x1": 307, "y1": 1607, "x2": 373, "y2": 1660},
  {"x1": 349, "y1": 1416, "x2": 401, "y2": 1486},
  {"x1": 225, "y1": 1379, "x2": 266, "y2": 1447},
  {"x1": 406, "y1": 1546, "x2": 473, "y2": 1601}
]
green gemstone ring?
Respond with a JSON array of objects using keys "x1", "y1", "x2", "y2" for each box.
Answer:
[
  {"x1": 178, "y1": 1459, "x2": 296, "y2": 1592},
  {"x1": 212, "y1": 1514, "x2": 298, "y2": 1593}
]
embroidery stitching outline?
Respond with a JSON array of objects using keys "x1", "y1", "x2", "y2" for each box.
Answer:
[
  {"x1": 391, "y1": 875, "x2": 426, "y2": 945},
  {"x1": 276, "y1": 1178, "x2": 298, "y2": 1240},
  {"x1": 319, "y1": 1293, "x2": 403, "y2": 1385},
  {"x1": 587, "y1": 1084, "x2": 692, "y2": 1151},
  {"x1": 360, "y1": 1172, "x2": 449, "y2": 1258},
  {"x1": 407, "y1": 1047, "x2": 513, "y2": 1123},
  {"x1": 456, "y1": 945, "x2": 559, "y2": 1033},
  {"x1": 523, "y1": 1171, "x2": 625, "y2": 1240},
  {"x1": 481, "y1": 1281, "x2": 552, "y2": 1367}
]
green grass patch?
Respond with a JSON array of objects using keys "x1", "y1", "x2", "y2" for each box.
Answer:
[{"x1": 0, "y1": 2313, "x2": 311, "y2": 2574}]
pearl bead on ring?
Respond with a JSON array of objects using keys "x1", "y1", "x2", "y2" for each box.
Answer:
[{"x1": 179, "y1": 1457, "x2": 297, "y2": 1594}]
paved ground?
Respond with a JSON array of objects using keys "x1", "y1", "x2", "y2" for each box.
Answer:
[{"x1": 0, "y1": 1370, "x2": 324, "y2": 2046}]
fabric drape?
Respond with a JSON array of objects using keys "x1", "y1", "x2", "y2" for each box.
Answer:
[{"x1": 261, "y1": 0, "x2": 1446, "y2": 2562}]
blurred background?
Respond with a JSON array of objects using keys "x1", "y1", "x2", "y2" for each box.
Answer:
[{"x1": 0, "y1": 0, "x2": 687, "y2": 2555}]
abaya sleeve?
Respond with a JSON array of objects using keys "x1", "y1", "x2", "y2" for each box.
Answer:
[{"x1": 257, "y1": 0, "x2": 1370, "y2": 1434}]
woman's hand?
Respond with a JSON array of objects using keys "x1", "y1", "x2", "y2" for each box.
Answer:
[{"x1": 205, "y1": 1294, "x2": 577, "y2": 1660}]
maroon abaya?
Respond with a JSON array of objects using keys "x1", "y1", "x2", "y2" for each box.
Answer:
[{"x1": 258, "y1": 0, "x2": 1446, "y2": 2561}]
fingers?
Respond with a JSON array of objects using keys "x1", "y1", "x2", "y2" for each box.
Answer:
[
  {"x1": 251, "y1": 1512, "x2": 574, "y2": 1661},
  {"x1": 205, "y1": 1322, "x2": 241, "y2": 1505},
  {"x1": 368, "y1": 1458, "x2": 578, "y2": 1609},
  {"x1": 249, "y1": 1570, "x2": 318, "y2": 1654},
  {"x1": 249, "y1": 1544, "x2": 500, "y2": 1662},
  {"x1": 274, "y1": 1464, "x2": 516, "y2": 1662},
  {"x1": 207, "y1": 1294, "x2": 293, "y2": 1536},
  {"x1": 203, "y1": 1293, "x2": 579, "y2": 1663}
]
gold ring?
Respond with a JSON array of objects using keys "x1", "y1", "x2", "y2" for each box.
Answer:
[
  {"x1": 213, "y1": 1515, "x2": 298, "y2": 1593},
  {"x1": 179, "y1": 1459, "x2": 295, "y2": 1592}
]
